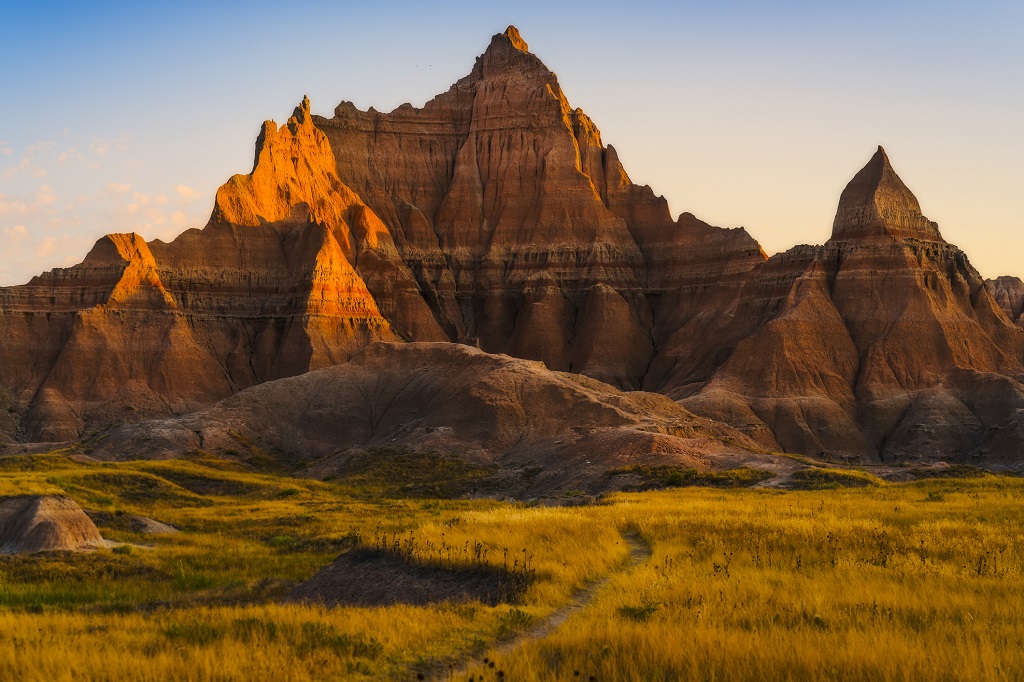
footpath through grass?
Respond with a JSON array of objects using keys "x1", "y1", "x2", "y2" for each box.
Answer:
[{"x1": 0, "y1": 451, "x2": 1022, "y2": 680}]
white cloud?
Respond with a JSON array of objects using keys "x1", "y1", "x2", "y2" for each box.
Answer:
[
  {"x1": 0, "y1": 195, "x2": 28, "y2": 218},
  {"x1": 36, "y1": 186, "x2": 57, "y2": 205},
  {"x1": 35, "y1": 237, "x2": 56, "y2": 259},
  {"x1": 175, "y1": 185, "x2": 199, "y2": 201},
  {"x1": 2, "y1": 157, "x2": 31, "y2": 180},
  {"x1": 106, "y1": 182, "x2": 133, "y2": 194}
]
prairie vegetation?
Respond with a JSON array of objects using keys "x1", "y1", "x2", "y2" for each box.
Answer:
[{"x1": 0, "y1": 450, "x2": 1021, "y2": 681}]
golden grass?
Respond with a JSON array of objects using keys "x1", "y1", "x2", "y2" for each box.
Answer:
[
  {"x1": 470, "y1": 480, "x2": 1024, "y2": 681},
  {"x1": 0, "y1": 452, "x2": 1022, "y2": 680}
]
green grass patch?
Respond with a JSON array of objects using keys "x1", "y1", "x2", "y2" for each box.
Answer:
[
  {"x1": 788, "y1": 466, "x2": 882, "y2": 489},
  {"x1": 905, "y1": 464, "x2": 990, "y2": 480},
  {"x1": 608, "y1": 465, "x2": 774, "y2": 490},
  {"x1": 328, "y1": 448, "x2": 497, "y2": 498}
]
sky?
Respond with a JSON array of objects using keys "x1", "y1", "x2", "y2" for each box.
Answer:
[{"x1": 1, "y1": 0, "x2": 1022, "y2": 285}]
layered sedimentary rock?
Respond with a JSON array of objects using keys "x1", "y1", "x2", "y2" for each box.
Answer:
[
  {"x1": 91, "y1": 342, "x2": 771, "y2": 497},
  {"x1": 1, "y1": 27, "x2": 1021, "y2": 467},
  {"x1": 0, "y1": 495, "x2": 105, "y2": 554},
  {"x1": 315, "y1": 26, "x2": 766, "y2": 389},
  {"x1": 683, "y1": 148, "x2": 1024, "y2": 463},
  {"x1": 0, "y1": 99, "x2": 404, "y2": 440},
  {"x1": 0, "y1": 26, "x2": 766, "y2": 442},
  {"x1": 987, "y1": 276, "x2": 1024, "y2": 326}
]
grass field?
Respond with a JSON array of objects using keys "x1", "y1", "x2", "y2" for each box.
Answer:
[{"x1": 0, "y1": 451, "x2": 1022, "y2": 680}]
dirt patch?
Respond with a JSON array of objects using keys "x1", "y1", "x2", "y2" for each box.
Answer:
[
  {"x1": 0, "y1": 495, "x2": 105, "y2": 554},
  {"x1": 290, "y1": 547, "x2": 532, "y2": 607}
]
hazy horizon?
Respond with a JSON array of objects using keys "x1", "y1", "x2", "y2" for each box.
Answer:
[{"x1": 1, "y1": 0, "x2": 1021, "y2": 285}]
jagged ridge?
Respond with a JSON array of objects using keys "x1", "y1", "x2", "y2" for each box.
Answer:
[{"x1": 0, "y1": 27, "x2": 1022, "y2": 467}]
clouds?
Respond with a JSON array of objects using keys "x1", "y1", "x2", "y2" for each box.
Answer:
[
  {"x1": 175, "y1": 184, "x2": 199, "y2": 201},
  {"x1": 0, "y1": 136, "x2": 213, "y2": 285}
]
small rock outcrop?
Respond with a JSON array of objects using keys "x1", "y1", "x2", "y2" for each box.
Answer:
[
  {"x1": 987, "y1": 276, "x2": 1024, "y2": 326},
  {"x1": 0, "y1": 495, "x2": 105, "y2": 553}
]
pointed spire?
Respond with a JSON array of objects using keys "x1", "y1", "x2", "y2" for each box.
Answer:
[
  {"x1": 503, "y1": 25, "x2": 529, "y2": 52},
  {"x1": 292, "y1": 95, "x2": 312, "y2": 124},
  {"x1": 472, "y1": 25, "x2": 551, "y2": 84},
  {"x1": 830, "y1": 146, "x2": 943, "y2": 242}
]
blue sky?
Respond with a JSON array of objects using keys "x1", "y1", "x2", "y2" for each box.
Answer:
[{"x1": 1, "y1": 0, "x2": 1022, "y2": 284}]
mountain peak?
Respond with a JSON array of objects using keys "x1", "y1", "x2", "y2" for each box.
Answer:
[
  {"x1": 472, "y1": 24, "x2": 550, "y2": 84},
  {"x1": 830, "y1": 146, "x2": 943, "y2": 243},
  {"x1": 502, "y1": 25, "x2": 529, "y2": 51},
  {"x1": 292, "y1": 95, "x2": 311, "y2": 124}
]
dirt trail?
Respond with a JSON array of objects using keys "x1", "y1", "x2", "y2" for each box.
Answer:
[{"x1": 433, "y1": 529, "x2": 652, "y2": 681}]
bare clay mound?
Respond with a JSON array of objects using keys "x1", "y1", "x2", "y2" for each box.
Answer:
[
  {"x1": 290, "y1": 548, "x2": 529, "y2": 607},
  {"x1": 0, "y1": 495, "x2": 105, "y2": 554},
  {"x1": 92, "y1": 342, "x2": 775, "y2": 498}
]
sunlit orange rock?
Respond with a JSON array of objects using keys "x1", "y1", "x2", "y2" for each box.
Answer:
[
  {"x1": 0, "y1": 97, "x2": 411, "y2": 440},
  {"x1": 1, "y1": 28, "x2": 1021, "y2": 466}
]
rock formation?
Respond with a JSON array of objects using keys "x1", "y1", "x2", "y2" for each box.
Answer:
[
  {"x1": 0, "y1": 28, "x2": 1021, "y2": 468},
  {"x1": 0, "y1": 495, "x2": 105, "y2": 553},
  {"x1": 987, "y1": 276, "x2": 1024, "y2": 326},
  {"x1": 0, "y1": 26, "x2": 765, "y2": 443},
  {"x1": 314, "y1": 27, "x2": 766, "y2": 390},
  {"x1": 91, "y1": 342, "x2": 771, "y2": 498},
  {"x1": 682, "y1": 148, "x2": 1024, "y2": 464},
  {"x1": 0, "y1": 99, "x2": 407, "y2": 440}
]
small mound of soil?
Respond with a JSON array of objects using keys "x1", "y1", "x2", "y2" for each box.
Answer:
[
  {"x1": 86, "y1": 510, "x2": 179, "y2": 535},
  {"x1": 0, "y1": 495, "x2": 105, "y2": 554},
  {"x1": 290, "y1": 548, "x2": 531, "y2": 607}
]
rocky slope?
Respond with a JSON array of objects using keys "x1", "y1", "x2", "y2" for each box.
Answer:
[
  {"x1": 987, "y1": 276, "x2": 1024, "y2": 326},
  {"x1": 0, "y1": 99, "x2": 406, "y2": 440},
  {"x1": 315, "y1": 26, "x2": 766, "y2": 390},
  {"x1": 683, "y1": 148, "x2": 1024, "y2": 464},
  {"x1": 0, "y1": 27, "x2": 1021, "y2": 467},
  {"x1": 91, "y1": 342, "x2": 774, "y2": 498},
  {"x1": 0, "y1": 27, "x2": 764, "y2": 442}
]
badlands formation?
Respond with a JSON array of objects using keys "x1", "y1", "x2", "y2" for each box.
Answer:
[
  {"x1": 0, "y1": 495, "x2": 105, "y2": 554},
  {"x1": 0, "y1": 26, "x2": 1021, "y2": 468}
]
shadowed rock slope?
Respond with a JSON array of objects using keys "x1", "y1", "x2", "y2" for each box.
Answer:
[
  {"x1": 0, "y1": 26, "x2": 763, "y2": 442},
  {"x1": 91, "y1": 343, "x2": 770, "y2": 498},
  {"x1": 1, "y1": 28, "x2": 1021, "y2": 467},
  {"x1": 682, "y1": 148, "x2": 1024, "y2": 464},
  {"x1": 315, "y1": 26, "x2": 766, "y2": 391}
]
